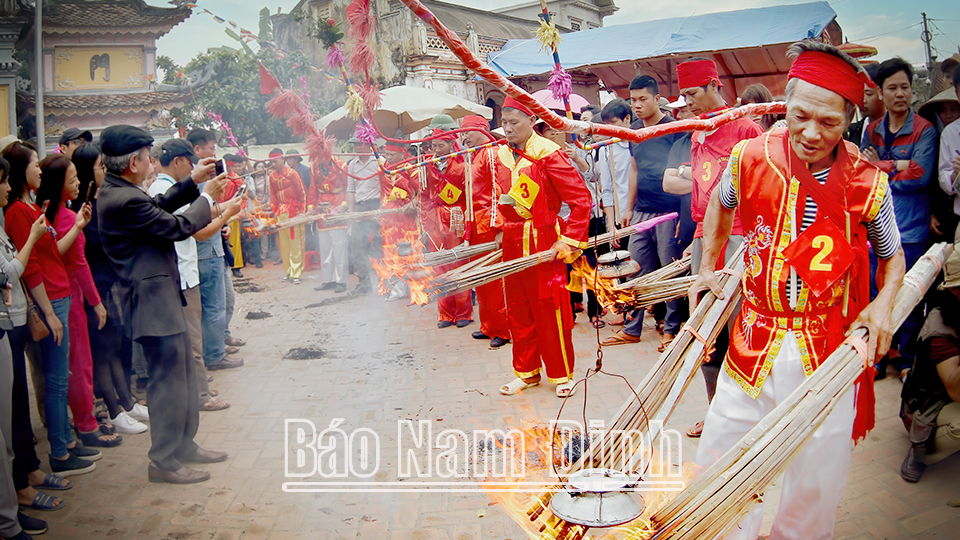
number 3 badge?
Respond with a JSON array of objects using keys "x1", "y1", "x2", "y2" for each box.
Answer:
[{"x1": 782, "y1": 218, "x2": 856, "y2": 298}]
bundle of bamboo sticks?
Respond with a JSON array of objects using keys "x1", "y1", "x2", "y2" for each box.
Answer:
[
  {"x1": 649, "y1": 243, "x2": 949, "y2": 540},
  {"x1": 265, "y1": 204, "x2": 413, "y2": 232},
  {"x1": 615, "y1": 256, "x2": 692, "y2": 290},
  {"x1": 620, "y1": 275, "x2": 696, "y2": 311},
  {"x1": 508, "y1": 246, "x2": 747, "y2": 540},
  {"x1": 418, "y1": 241, "x2": 499, "y2": 267}
]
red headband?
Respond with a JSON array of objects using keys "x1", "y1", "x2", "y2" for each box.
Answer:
[
  {"x1": 431, "y1": 128, "x2": 457, "y2": 141},
  {"x1": 384, "y1": 143, "x2": 407, "y2": 153},
  {"x1": 677, "y1": 59, "x2": 723, "y2": 90},
  {"x1": 502, "y1": 96, "x2": 534, "y2": 117},
  {"x1": 788, "y1": 51, "x2": 875, "y2": 108},
  {"x1": 461, "y1": 115, "x2": 488, "y2": 130},
  {"x1": 268, "y1": 151, "x2": 284, "y2": 159}
]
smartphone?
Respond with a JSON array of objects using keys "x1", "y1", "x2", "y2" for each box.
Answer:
[
  {"x1": 40, "y1": 200, "x2": 50, "y2": 214},
  {"x1": 235, "y1": 184, "x2": 247, "y2": 199},
  {"x1": 83, "y1": 184, "x2": 93, "y2": 205},
  {"x1": 214, "y1": 158, "x2": 226, "y2": 177}
]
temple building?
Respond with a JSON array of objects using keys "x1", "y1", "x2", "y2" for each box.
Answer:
[{"x1": 16, "y1": 0, "x2": 196, "y2": 146}]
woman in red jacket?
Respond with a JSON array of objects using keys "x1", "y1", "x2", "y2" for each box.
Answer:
[
  {"x1": 37, "y1": 155, "x2": 120, "y2": 450},
  {"x1": 1, "y1": 142, "x2": 100, "y2": 476}
]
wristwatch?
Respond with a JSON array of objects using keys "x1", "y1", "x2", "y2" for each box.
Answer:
[{"x1": 678, "y1": 165, "x2": 686, "y2": 178}]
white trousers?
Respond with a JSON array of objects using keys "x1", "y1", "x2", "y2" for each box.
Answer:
[
  {"x1": 695, "y1": 333, "x2": 854, "y2": 540},
  {"x1": 318, "y1": 228, "x2": 349, "y2": 285}
]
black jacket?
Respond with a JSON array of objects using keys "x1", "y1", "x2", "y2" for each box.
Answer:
[{"x1": 96, "y1": 173, "x2": 211, "y2": 340}]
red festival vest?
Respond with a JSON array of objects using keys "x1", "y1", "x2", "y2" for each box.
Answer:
[{"x1": 726, "y1": 129, "x2": 888, "y2": 400}]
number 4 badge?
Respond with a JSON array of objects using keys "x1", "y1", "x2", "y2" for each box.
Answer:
[
  {"x1": 438, "y1": 181, "x2": 462, "y2": 205},
  {"x1": 782, "y1": 217, "x2": 856, "y2": 298}
]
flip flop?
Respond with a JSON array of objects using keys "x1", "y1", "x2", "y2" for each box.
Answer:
[
  {"x1": 658, "y1": 333, "x2": 675, "y2": 353},
  {"x1": 209, "y1": 389, "x2": 219, "y2": 397},
  {"x1": 499, "y1": 378, "x2": 539, "y2": 396},
  {"x1": 601, "y1": 331, "x2": 641, "y2": 346},
  {"x1": 686, "y1": 421, "x2": 704, "y2": 438},
  {"x1": 590, "y1": 317, "x2": 606, "y2": 329},
  {"x1": 30, "y1": 474, "x2": 72, "y2": 491},
  {"x1": 200, "y1": 399, "x2": 230, "y2": 411},
  {"x1": 556, "y1": 380, "x2": 577, "y2": 398},
  {"x1": 225, "y1": 346, "x2": 240, "y2": 355},
  {"x1": 26, "y1": 491, "x2": 64, "y2": 511},
  {"x1": 225, "y1": 336, "x2": 246, "y2": 347}
]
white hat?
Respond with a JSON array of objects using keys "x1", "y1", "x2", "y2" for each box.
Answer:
[{"x1": 666, "y1": 95, "x2": 686, "y2": 109}]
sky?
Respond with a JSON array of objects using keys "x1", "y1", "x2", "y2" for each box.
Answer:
[{"x1": 154, "y1": 0, "x2": 960, "y2": 70}]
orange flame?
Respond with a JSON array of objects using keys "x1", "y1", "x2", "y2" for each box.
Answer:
[
  {"x1": 372, "y1": 226, "x2": 432, "y2": 301},
  {"x1": 570, "y1": 258, "x2": 634, "y2": 314},
  {"x1": 242, "y1": 204, "x2": 279, "y2": 237}
]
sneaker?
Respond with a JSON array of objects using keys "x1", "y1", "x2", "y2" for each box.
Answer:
[
  {"x1": 281, "y1": 275, "x2": 290, "y2": 282},
  {"x1": 18, "y1": 512, "x2": 47, "y2": 535},
  {"x1": 292, "y1": 278, "x2": 301, "y2": 285},
  {"x1": 111, "y1": 411, "x2": 148, "y2": 434},
  {"x1": 67, "y1": 442, "x2": 101, "y2": 462},
  {"x1": 49, "y1": 453, "x2": 96, "y2": 477},
  {"x1": 128, "y1": 403, "x2": 150, "y2": 423}
]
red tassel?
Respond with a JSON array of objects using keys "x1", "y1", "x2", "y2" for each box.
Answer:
[
  {"x1": 349, "y1": 41, "x2": 375, "y2": 75},
  {"x1": 346, "y1": 0, "x2": 375, "y2": 40},
  {"x1": 305, "y1": 132, "x2": 335, "y2": 164},
  {"x1": 258, "y1": 61, "x2": 282, "y2": 95},
  {"x1": 286, "y1": 112, "x2": 317, "y2": 138},
  {"x1": 358, "y1": 81, "x2": 382, "y2": 113},
  {"x1": 265, "y1": 89, "x2": 303, "y2": 119},
  {"x1": 851, "y1": 369, "x2": 876, "y2": 445}
]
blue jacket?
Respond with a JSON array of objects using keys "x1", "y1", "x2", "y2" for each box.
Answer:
[{"x1": 862, "y1": 110, "x2": 937, "y2": 244}]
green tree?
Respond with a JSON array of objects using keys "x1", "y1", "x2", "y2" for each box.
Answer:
[{"x1": 165, "y1": 48, "x2": 340, "y2": 146}]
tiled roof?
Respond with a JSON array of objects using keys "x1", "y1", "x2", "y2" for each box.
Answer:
[
  {"x1": 21, "y1": 90, "x2": 191, "y2": 116},
  {"x1": 43, "y1": 0, "x2": 190, "y2": 33}
]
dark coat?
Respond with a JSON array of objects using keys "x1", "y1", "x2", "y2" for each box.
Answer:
[{"x1": 96, "y1": 173, "x2": 211, "y2": 339}]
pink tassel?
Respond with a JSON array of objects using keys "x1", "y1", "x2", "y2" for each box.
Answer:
[
  {"x1": 265, "y1": 89, "x2": 303, "y2": 119},
  {"x1": 305, "y1": 131, "x2": 335, "y2": 164},
  {"x1": 358, "y1": 81, "x2": 382, "y2": 113},
  {"x1": 346, "y1": 0, "x2": 375, "y2": 40},
  {"x1": 355, "y1": 122, "x2": 378, "y2": 144},
  {"x1": 327, "y1": 43, "x2": 345, "y2": 70},
  {"x1": 349, "y1": 41, "x2": 375, "y2": 75},
  {"x1": 548, "y1": 65, "x2": 572, "y2": 102},
  {"x1": 286, "y1": 112, "x2": 317, "y2": 138}
]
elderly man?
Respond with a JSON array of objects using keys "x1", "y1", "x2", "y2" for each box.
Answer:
[
  {"x1": 97, "y1": 125, "x2": 241, "y2": 484},
  {"x1": 688, "y1": 41, "x2": 905, "y2": 539},
  {"x1": 57, "y1": 128, "x2": 91, "y2": 159},
  {"x1": 486, "y1": 97, "x2": 593, "y2": 398}
]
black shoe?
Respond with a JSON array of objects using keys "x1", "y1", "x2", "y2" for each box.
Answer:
[
  {"x1": 67, "y1": 442, "x2": 102, "y2": 461},
  {"x1": 317, "y1": 282, "x2": 337, "y2": 291},
  {"x1": 355, "y1": 283, "x2": 372, "y2": 294},
  {"x1": 232, "y1": 269, "x2": 243, "y2": 278},
  {"x1": 3, "y1": 530, "x2": 34, "y2": 540},
  {"x1": 455, "y1": 319, "x2": 473, "y2": 328},
  {"x1": 18, "y1": 513, "x2": 47, "y2": 535},
  {"x1": 207, "y1": 357, "x2": 244, "y2": 371},
  {"x1": 490, "y1": 336, "x2": 511, "y2": 348},
  {"x1": 255, "y1": 261, "x2": 263, "y2": 269},
  {"x1": 49, "y1": 453, "x2": 96, "y2": 477},
  {"x1": 900, "y1": 443, "x2": 926, "y2": 482},
  {"x1": 437, "y1": 321, "x2": 454, "y2": 329},
  {"x1": 335, "y1": 283, "x2": 347, "y2": 293},
  {"x1": 472, "y1": 331, "x2": 490, "y2": 340}
]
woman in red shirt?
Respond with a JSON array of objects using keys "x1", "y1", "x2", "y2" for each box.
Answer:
[
  {"x1": 37, "y1": 155, "x2": 119, "y2": 449},
  {"x1": 1, "y1": 142, "x2": 99, "y2": 475}
]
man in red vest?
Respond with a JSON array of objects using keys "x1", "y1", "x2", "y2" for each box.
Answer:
[
  {"x1": 491, "y1": 97, "x2": 593, "y2": 398},
  {"x1": 688, "y1": 41, "x2": 905, "y2": 540}
]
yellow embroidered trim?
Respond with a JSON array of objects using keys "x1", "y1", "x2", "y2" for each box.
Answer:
[
  {"x1": 548, "y1": 375, "x2": 571, "y2": 384},
  {"x1": 559, "y1": 235, "x2": 588, "y2": 249},
  {"x1": 555, "y1": 307, "x2": 572, "y2": 379},
  {"x1": 515, "y1": 368, "x2": 541, "y2": 379},
  {"x1": 864, "y1": 170, "x2": 888, "y2": 222},
  {"x1": 730, "y1": 139, "x2": 749, "y2": 196},
  {"x1": 522, "y1": 220, "x2": 533, "y2": 257}
]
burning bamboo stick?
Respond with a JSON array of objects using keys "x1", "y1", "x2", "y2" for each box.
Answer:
[
  {"x1": 650, "y1": 243, "x2": 949, "y2": 539},
  {"x1": 265, "y1": 204, "x2": 414, "y2": 232},
  {"x1": 418, "y1": 241, "x2": 499, "y2": 267},
  {"x1": 620, "y1": 275, "x2": 697, "y2": 311},
  {"x1": 615, "y1": 256, "x2": 692, "y2": 290}
]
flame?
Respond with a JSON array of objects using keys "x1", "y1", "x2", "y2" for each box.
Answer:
[
  {"x1": 482, "y1": 420, "x2": 698, "y2": 540},
  {"x1": 570, "y1": 258, "x2": 634, "y2": 314},
  {"x1": 242, "y1": 204, "x2": 279, "y2": 237},
  {"x1": 372, "y1": 226, "x2": 432, "y2": 301}
]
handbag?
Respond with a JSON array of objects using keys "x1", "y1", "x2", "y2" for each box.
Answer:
[{"x1": 21, "y1": 280, "x2": 50, "y2": 342}]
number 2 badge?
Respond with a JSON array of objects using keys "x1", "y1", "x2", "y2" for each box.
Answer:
[{"x1": 782, "y1": 217, "x2": 856, "y2": 298}]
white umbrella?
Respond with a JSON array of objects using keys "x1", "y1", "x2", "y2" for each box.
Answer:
[{"x1": 316, "y1": 85, "x2": 493, "y2": 139}]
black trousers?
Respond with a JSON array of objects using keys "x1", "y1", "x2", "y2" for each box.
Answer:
[
  {"x1": 138, "y1": 331, "x2": 199, "y2": 471},
  {"x1": 348, "y1": 199, "x2": 382, "y2": 283},
  {"x1": 87, "y1": 310, "x2": 135, "y2": 420},
  {"x1": 9, "y1": 325, "x2": 40, "y2": 490}
]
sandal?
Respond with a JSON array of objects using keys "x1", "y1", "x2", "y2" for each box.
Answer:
[
  {"x1": 499, "y1": 378, "x2": 539, "y2": 396},
  {"x1": 26, "y1": 491, "x2": 64, "y2": 511},
  {"x1": 225, "y1": 346, "x2": 240, "y2": 355},
  {"x1": 209, "y1": 389, "x2": 219, "y2": 397},
  {"x1": 556, "y1": 380, "x2": 577, "y2": 398},
  {"x1": 225, "y1": 336, "x2": 246, "y2": 347},
  {"x1": 656, "y1": 319, "x2": 665, "y2": 335},
  {"x1": 686, "y1": 421, "x2": 704, "y2": 438},
  {"x1": 601, "y1": 330, "x2": 641, "y2": 346},
  {"x1": 76, "y1": 429, "x2": 123, "y2": 448},
  {"x1": 590, "y1": 317, "x2": 606, "y2": 329},
  {"x1": 30, "y1": 473, "x2": 72, "y2": 491},
  {"x1": 658, "y1": 333, "x2": 675, "y2": 353},
  {"x1": 97, "y1": 423, "x2": 115, "y2": 436},
  {"x1": 200, "y1": 399, "x2": 231, "y2": 411}
]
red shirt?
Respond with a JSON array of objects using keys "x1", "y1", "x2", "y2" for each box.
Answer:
[
  {"x1": 5, "y1": 199, "x2": 71, "y2": 300},
  {"x1": 308, "y1": 159, "x2": 348, "y2": 209},
  {"x1": 690, "y1": 114, "x2": 762, "y2": 237},
  {"x1": 269, "y1": 166, "x2": 306, "y2": 218}
]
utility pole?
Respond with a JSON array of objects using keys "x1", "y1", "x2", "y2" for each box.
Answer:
[
  {"x1": 921, "y1": 12, "x2": 935, "y2": 73},
  {"x1": 34, "y1": 0, "x2": 44, "y2": 157}
]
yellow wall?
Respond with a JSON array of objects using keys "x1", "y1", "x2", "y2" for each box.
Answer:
[
  {"x1": 0, "y1": 85, "x2": 9, "y2": 138},
  {"x1": 54, "y1": 47, "x2": 144, "y2": 91}
]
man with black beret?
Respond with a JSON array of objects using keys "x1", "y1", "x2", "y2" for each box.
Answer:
[
  {"x1": 97, "y1": 125, "x2": 241, "y2": 484},
  {"x1": 58, "y1": 127, "x2": 92, "y2": 159}
]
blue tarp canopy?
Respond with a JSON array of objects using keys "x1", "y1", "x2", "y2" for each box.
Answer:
[{"x1": 487, "y1": 2, "x2": 838, "y2": 100}]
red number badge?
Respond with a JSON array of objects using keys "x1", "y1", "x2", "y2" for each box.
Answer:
[{"x1": 782, "y1": 218, "x2": 855, "y2": 298}]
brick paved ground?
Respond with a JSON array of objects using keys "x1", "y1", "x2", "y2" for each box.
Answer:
[{"x1": 24, "y1": 261, "x2": 960, "y2": 539}]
